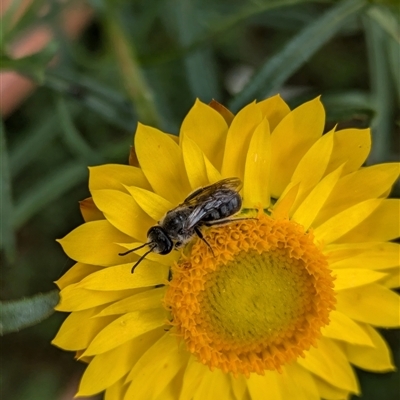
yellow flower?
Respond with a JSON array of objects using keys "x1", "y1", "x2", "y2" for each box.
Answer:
[{"x1": 52, "y1": 96, "x2": 399, "y2": 400}]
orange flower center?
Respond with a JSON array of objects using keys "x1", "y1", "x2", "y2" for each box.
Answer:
[{"x1": 164, "y1": 211, "x2": 336, "y2": 376}]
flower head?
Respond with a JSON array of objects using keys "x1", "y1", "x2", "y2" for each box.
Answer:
[{"x1": 53, "y1": 96, "x2": 399, "y2": 399}]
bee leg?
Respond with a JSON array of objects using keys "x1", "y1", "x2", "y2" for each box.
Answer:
[{"x1": 194, "y1": 227, "x2": 215, "y2": 257}]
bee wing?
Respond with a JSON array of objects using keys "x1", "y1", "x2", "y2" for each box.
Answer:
[
  {"x1": 182, "y1": 177, "x2": 242, "y2": 207},
  {"x1": 182, "y1": 178, "x2": 242, "y2": 231}
]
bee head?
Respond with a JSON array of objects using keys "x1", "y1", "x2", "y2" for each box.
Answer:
[
  {"x1": 147, "y1": 226, "x2": 173, "y2": 255},
  {"x1": 119, "y1": 227, "x2": 174, "y2": 273}
]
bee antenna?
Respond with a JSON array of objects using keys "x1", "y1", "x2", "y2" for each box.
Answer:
[
  {"x1": 119, "y1": 242, "x2": 150, "y2": 256},
  {"x1": 131, "y1": 245, "x2": 156, "y2": 274}
]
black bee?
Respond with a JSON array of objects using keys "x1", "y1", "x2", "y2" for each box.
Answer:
[{"x1": 120, "y1": 177, "x2": 243, "y2": 273}]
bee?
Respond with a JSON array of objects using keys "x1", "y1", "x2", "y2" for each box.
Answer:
[{"x1": 120, "y1": 177, "x2": 244, "y2": 273}]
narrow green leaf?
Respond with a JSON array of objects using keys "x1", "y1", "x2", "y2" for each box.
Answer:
[
  {"x1": 367, "y1": 5, "x2": 400, "y2": 44},
  {"x1": 387, "y1": 38, "x2": 400, "y2": 103},
  {"x1": 55, "y1": 95, "x2": 104, "y2": 164},
  {"x1": 104, "y1": 5, "x2": 161, "y2": 128},
  {"x1": 10, "y1": 115, "x2": 59, "y2": 178},
  {"x1": 229, "y1": 0, "x2": 367, "y2": 111},
  {"x1": 0, "y1": 121, "x2": 16, "y2": 261},
  {"x1": 0, "y1": 0, "x2": 26, "y2": 46},
  {"x1": 14, "y1": 162, "x2": 87, "y2": 229},
  {"x1": 0, "y1": 0, "x2": 48, "y2": 48},
  {"x1": 0, "y1": 41, "x2": 58, "y2": 83},
  {"x1": 169, "y1": 0, "x2": 221, "y2": 100},
  {"x1": 0, "y1": 290, "x2": 59, "y2": 335},
  {"x1": 322, "y1": 91, "x2": 374, "y2": 124},
  {"x1": 143, "y1": 0, "x2": 313, "y2": 66},
  {"x1": 44, "y1": 71, "x2": 137, "y2": 132},
  {"x1": 363, "y1": 11, "x2": 395, "y2": 164}
]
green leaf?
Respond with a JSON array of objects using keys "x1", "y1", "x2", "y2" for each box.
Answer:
[
  {"x1": 387, "y1": 38, "x2": 400, "y2": 103},
  {"x1": 14, "y1": 161, "x2": 87, "y2": 229},
  {"x1": 167, "y1": 0, "x2": 221, "y2": 101},
  {"x1": 322, "y1": 91, "x2": 375, "y2": 124},
  {"x1": 229, "y1": 0, "x2": 367, "y2": 111},
  {"x1": 10, "y1": 114, "x2": 60, "y2": 178},
  {"x1": 363, "y1": 10, "x2": 396, "y2": 164},
  {"x1": 103, "y1": 4, "x2": 162, "y2": 128},
  {"x1": 0, "y1": 0, "x2": 48, "y2": 49},
  {"x1": 367, "y1": 5, "x2": 400, "y2": 44},
  {"x1": 0, "y1": 121, "x2": 16, "y2": 261},
  {"x1": 55, "y1": 95, "x2": 104, "y2": 164},
  {"x1": 0, "y1": 41, "x2": 58, "y2": 83},
  {"x1": 0, "y1": 290, "x2": 59, "y2": 335},
  {"x1": 0, "y1": 0, "x2": 26, "y2": 47},
  {"x1": 143, "y1": 0, "x2": 313, "y2": 67},
  {"x1": 44, "y1": 71, "x2": 137, "y2": 131}
]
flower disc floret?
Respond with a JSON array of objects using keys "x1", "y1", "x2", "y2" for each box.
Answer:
[{"x1": 165, "y1": 211, "x2": 336, "y2": 376}]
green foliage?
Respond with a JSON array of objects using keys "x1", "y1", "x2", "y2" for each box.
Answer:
[
  {"x1": 1, "y1": 0, "x2": 398, "y2": 398},
  {"x1": 0, "y1": 291, "x2": 59, "y2": 335}
]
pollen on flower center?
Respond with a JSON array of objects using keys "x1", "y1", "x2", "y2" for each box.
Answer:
[{"x1": 164, "y1": 211, "x2": 336, "y2": 376}]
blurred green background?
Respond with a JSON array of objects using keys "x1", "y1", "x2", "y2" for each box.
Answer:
[{"x1": 1, "y1": 0, "x2": 399, "y2": 399}]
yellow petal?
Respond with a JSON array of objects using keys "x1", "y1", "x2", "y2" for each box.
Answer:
[
  {"x1": 124, "y1": 333, "x2": 189, "y2": 398},
  {"x1": 84, "y1": 309, "x2": 167, "y2": 356},
  {"x1": 257, "y1": 94, "x2": 291, "y2": 131},
  {"x1": 180, "y1": 99, "x2": 229, "y2": 170},
  {"x1": 221, "y1": 102, "x2": 263, "y2": 180},
  {"x1": 321, "y1": 310, "x2": 374, "y2": 347},
  {"x1": 229, "y1": 375, "x2": 248, "y2": 400},
  {"x1": 336, "y1": 283, "x2": 400, "y2": 327},
  {"x1": 55, "y1": 263, "x2": 102, "y2": 290},
  {"x1": 79, "y1": 197, "x2": 104, "y2": 222},
  {"x1": 247, "y1": 371, "x2": 281, "y2": 400},
  {"x1": 380, "y1": 267, "x2": 400, "y2": 288},
  {"x1": 179, "y1": 357, "x2": 208, "y2": 400},
  {"x1": 344, "y1": 323, "x2": 395, "y2": 372},
  {"x1": 96, "y1": 287, "x2": 166, "y2": 316},
  {"x1": 270, "y1": 97, "x2": 325, "y2": 197},
  {"x1": 104, "y1": 379, "x2": 127, "y2": 400},
  {"x1": 313, "y1": 376, "x2": 351, "y2": 400},
  {"x1": 298, "y1": 337, "x2": 359, "y2": 393},
  {"x1": 325, "y1": 128, "x2": 371, "y2": 176},
  {"x1": 204, "y1": 153, "x2": 223, "y2": 183},
  {"x1": 89, "y1": 164, "x2": 150, "y2": 192},
  {"x1": 78, "y1": 329, "x2": 163, "y2": 396},
  {"x1": 76, "y1": 262, "x2": 169, "y2": 291},
  {"x1": 243, "y1": 118, "x2": 271, "y2": 208},
  {"x1": 125, "y1": 186, "x2": 172, "y2": 221},
  {"x1": 271, "y1": 183, "x2": 300, "y2": 220},
  {"x1": 56, "y1": 284, "x2": 138, "y2": 312},
  {"x1": 135, "y1": 123, "x2": 191, "y2": 204},
  {"x1": 248, "y1": 369, "x2": 318, "y2": 400},
  {"x1": 333, "y1": 268, "x2": 387, "y2": 291},
  {"x1": 91, "y1": 189, "x2": 154, "y2": 241},
  {"x1": 192, "y1": 368, "x2": 231, "y2": 400},
  {"x1": 52, "y1": 307, "x2": 116, "y2": 351},
  {"x1": 283, "y1": 363, "x2": 320, "y2": 400},
  {"x1": 290, "y1": 129, "x2": 335, "y2": 210},
  {"x1": 292, "y1": 164, "x2": 343, "y2": 230},
  {"x1": 314, "y1": 163, "x2": 400, "y2": 225},
  {"x1": 154, "y1": 368, "x2": 185, "y2": 400},
  {"x1": 181, "y1": 135, "x2": 211, "y2": 190},
  {"x1": 208, "y1": 99, "x2": 234, "y2": 126},
  {"x1": 337, "y1": 199, "x2": 400, "y2": 243},
  {"x1": 313, "y1": 199, "x2": 383, "y2": 244},
  {"x1": 327, "y1": 242, "x2": 399, "y2": 270},
  {"x1": 57, "y1": 220, "x2": 132, "y2": 266}
]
